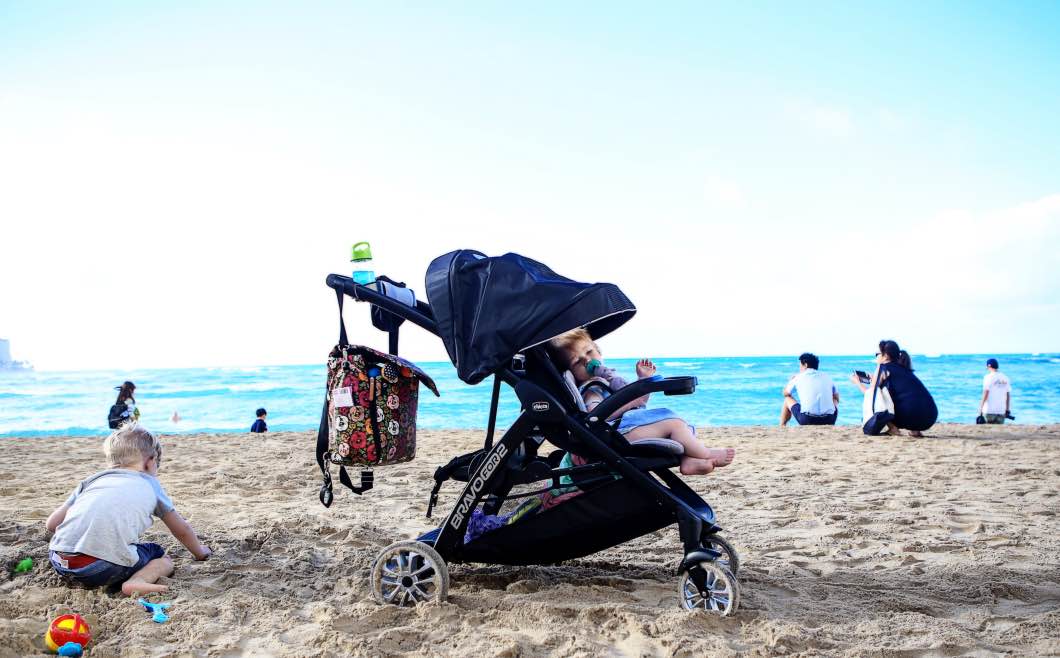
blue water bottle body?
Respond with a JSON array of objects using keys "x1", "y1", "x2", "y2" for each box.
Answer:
[
  {"x1": 352, "y1": 269, "x2": 376, "y2": 285},
  {"x1": 351, "y1": 241, "x2": 375, "y2": 286}
]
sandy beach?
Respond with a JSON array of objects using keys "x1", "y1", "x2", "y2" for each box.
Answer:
[{"x1": 1, "y1": 424, "x2": 1058, "y2": 657}]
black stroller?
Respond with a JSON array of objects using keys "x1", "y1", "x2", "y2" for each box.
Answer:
[{"x1": 325, "y1": 250, "x2": 741, "y2": 615}]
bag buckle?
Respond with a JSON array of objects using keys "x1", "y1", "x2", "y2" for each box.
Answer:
[{"x1": 319, "y1": 465, "x2": 334, "y2": 508}]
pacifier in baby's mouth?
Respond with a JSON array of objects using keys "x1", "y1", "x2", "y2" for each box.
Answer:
[{"x1": 586, "y1": 359, "x2": 601, "y2": 375}]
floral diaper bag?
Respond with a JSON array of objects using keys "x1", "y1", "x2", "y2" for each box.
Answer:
[{"x1": 326, "y1": 344, "x2": 438, "y2": 466}]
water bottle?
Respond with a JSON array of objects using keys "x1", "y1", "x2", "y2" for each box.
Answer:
[{"x1": 351, "y1": 241, "x2": 375, "y2": 286}]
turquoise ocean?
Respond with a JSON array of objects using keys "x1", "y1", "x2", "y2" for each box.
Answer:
[{"x1": 1, "y1": 354, "x2": 1057, "y2": 438}]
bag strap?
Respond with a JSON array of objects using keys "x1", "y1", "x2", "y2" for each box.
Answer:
[
  {"x1": 335, "y1": 287, "x2": 349, "y2": 347},
  {"x1": 870, "y1": 368, "x2": 880, "y2": 411},
  {"x1": 870, "y1": 364, "x2": 888, "y2": 408},
  {"x1": 316, "y1": 400, "x2": 335, "y2": 507}
]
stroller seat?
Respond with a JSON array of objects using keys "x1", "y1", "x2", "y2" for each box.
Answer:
[{"x1": 626, "y1": 437, "x2": 685, "y2": 456}]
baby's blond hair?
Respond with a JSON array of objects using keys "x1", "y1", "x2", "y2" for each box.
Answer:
[
  {"x1": 547, "y1": 328, "x2": 596, "y2": 363},
  {"x1": 103, "y1": 422, "x2": 162, "y2": 468}
]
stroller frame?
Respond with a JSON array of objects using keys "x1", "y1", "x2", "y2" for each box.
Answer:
[{"x1": 326, "y1": 273, "x2": 741, "y2": 614}]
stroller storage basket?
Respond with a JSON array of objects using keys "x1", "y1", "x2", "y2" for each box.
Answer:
[{"x1": 458, "y1": 478, "x2": 676, "y2": 566}]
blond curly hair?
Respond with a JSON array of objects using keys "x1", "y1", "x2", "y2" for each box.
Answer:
[
  {"x1": 103, "y1": 422, "x2": 162, "y2": 468},
  {"x1": 547, "y1": 327, "x2": 596, "y2": 364}
]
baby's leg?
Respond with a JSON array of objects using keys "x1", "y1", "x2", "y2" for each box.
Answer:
[
  {"x1": 624, "y1": 419, "x2": 735, "y2": 473},
  {"x1": 121, "y1": 556, "x2": 174, "y2": 597}
]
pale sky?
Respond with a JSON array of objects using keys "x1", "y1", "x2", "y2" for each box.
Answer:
[{"x1": 2, "y1": 2, "x2": 1059, "y2": 371}]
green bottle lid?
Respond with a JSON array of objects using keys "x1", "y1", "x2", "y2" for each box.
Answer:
[{"x1": 351, "y1": 241, "x2": 373, "y2": 262}]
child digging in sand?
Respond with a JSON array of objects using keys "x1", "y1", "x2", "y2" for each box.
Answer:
[
  {"x1": 46, "y1": 423, "x2": 211, "y2": 596},
  {"x1": 548, "y1": 329, "x2": 735, "y2": 475}
]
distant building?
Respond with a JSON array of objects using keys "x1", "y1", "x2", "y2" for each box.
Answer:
[{"x1": 0, "y1": 338, "x2": 31, "y2": 370}]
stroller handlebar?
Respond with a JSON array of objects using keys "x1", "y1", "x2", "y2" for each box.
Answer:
[
  {"x1": 589, "y1": 375, "x2": 698, "y2": 422},
  {"x1": 326, "y1": 274, "x2": 439, "y2": 335}
]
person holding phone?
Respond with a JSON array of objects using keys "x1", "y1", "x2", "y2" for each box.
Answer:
[
  {"x1": 780, "y1": 353, "x2": 839, "y2": 426},
  {"x1": 852, "y1": 340, "x2": 937, "y2": 437}
]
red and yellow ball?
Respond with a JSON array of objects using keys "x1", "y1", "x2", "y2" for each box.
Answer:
[{"x1": 44, "y1": 614, "x2": 91, "y2": 653}]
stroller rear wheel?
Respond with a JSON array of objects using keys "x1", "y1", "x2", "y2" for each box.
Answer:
[
  {"x1": 371, "y1": 540, "x2": 449, "y2": 607},
  {"x1": 679, "y1": 562, "x2": 740, "y2": 615},
  {"x1": 705, "y1": 534, "x2": 740, "y2": 575}
]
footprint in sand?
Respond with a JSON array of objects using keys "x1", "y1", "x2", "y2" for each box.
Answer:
[{"x1": 945, "y1": 515, "x2": 984, "y2": 536}]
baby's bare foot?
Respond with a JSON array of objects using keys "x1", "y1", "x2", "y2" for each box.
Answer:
[
  {"x1": 705, "y1": 447, "x2": 735, "y2": 467},
  {"x1": 680, "y1": 457, "x2": 715, "y2": 475},
  {"x1": 122, "y1": 580, "x2": 168, "y2": 597}
]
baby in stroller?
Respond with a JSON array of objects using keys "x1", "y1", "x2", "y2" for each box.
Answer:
[{"x1": 548, "y1": 329, "x2": 735, "y2": 475}]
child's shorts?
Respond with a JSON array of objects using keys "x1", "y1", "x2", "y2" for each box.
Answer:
[
  {"x1": 49, "y1": 542, "x2": 166, "y2": 588},
  {"x1": 617, "y1": 407, "x2": 694, "y2": 435}
]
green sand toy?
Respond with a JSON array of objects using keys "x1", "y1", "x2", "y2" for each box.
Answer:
[{"x1": 14, "y1": 557, "x2": 33, "y2": 573}]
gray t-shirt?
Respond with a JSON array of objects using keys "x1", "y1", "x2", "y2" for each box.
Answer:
[{"x1": 49, "y1": 469, "x2": 175, "y2": 566}]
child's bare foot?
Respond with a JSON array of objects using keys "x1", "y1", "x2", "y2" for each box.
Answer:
[
  {"x1": 122, "y1": 580, "x2": 168, "y2": 597},
  {"x1": 705, "y1": 447, "x2": 735, "y2": 467},
  {"x1": 121, "y1": 556, "x2": 174, "y2": 597},
  {"x1": 909, "y1": 431, "x2": 924, "y2": 438},
  {"x1": 679, "y1": 457, "x2": 715, "y2": 475}
]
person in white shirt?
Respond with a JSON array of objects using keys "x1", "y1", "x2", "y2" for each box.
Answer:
[
  {"x1": 780, "y1": 353, "x2": 839, "y2": 426},
  {"x1": 980, "y1": 358, "x2": 1012, "y2": 424}
]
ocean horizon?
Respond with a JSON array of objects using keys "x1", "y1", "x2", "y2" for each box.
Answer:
[{"x1": 2, "y1": 353, "x2": 1057, "y2": 438}]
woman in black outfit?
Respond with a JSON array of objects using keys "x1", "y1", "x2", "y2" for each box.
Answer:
[
  {"x1": 107, "y1": 380, "x2": 139, "y2": 429},
  {"x1": 864, "y1": 340, "x2": 938, "y2": 437}
]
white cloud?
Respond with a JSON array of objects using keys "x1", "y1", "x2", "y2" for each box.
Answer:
[
  {"x1": 874, "y1": 107, "x2": 907, "y2": 131},
  {"x1": 704, "y1": 176, "x2": 748, "y2": 210},
  {"x1": 785, "y1": 99, "x2": 855, "y2": 138}
]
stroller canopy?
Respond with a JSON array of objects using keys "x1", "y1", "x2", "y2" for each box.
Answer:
[{"x1": 425, "y1": 250, "x2": 636, "y2": 384}]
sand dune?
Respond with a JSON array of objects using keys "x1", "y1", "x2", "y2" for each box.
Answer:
[{"x1": 2, "y1": 424, "x2": 1058, "y2": 656}]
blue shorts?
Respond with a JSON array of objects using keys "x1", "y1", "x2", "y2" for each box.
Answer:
[
  {"x1": 617, "y1": 407, "x2": 694, "y2": 435},
  {"x1": 49, "y1": 543, "x2": 166, "y2": 588},
  {"x1": 791, "y1": 403, "x2": 838, "y2": 426}
]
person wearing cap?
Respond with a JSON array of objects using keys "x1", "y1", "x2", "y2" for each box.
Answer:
[
  {"x1": 980, "y1": 358, "x2": 1012, "y2": 424},
  {"x1": 780, "y1": 353, "x2": 839, "y2": 426}
]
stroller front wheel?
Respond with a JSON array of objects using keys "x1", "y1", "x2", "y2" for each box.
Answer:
[
  {"x1": 679, "y1": 562, "x2": 740, "y2": 616},
  {"x1": 705, "y1": 534, "x2": 740, "y2": 575},
  {"x1": 371, "y1": 540, "x2": 450, "y2": 607}
]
